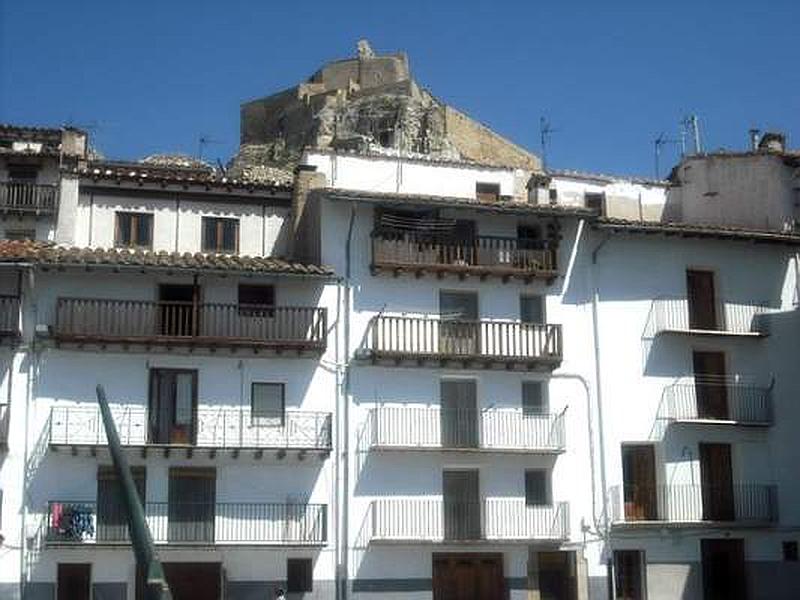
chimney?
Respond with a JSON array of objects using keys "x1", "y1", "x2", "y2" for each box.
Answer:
[
  {"x1": 758, "y1": 132, "x2": 786, "y2": 153},
  {"x1": 290, "y1": 164, "x2": 327, "y2": 262},
  {"x1": 748, "y1": 129, "x2": 761, "y2": 151}
]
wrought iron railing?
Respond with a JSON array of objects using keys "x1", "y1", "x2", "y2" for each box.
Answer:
[
  {"x1": 643, "y1": 297, "x2": 771, "y2": 337},
  {"x1": 659, "y1": 381, "x2": 772, "y2": 425},
  {"x1": 369, "y1": 498, "x2": 569, "y2": 542},
  {"x1": 48, "y1": 406, "x2": 332, "y2": 450},
  {"x1": 371, "y1": 231, "x2": 556, "y2": 275},
  {"x1": 609, "y1": 483, "x2": 778, "y2": 524},
  {"x1": 54, "y1": 298, "x2": 327, "y2": 350},
  {"x1": 0, "y1": 182, "x2": 58, "y2": 214},
  {"x1": 368, "y1": 406, "x2": 565, "y2": 452},
  {"x1": 45, "y1": 501, "x2": 327, "y2": 545},
  {"x1": 0, "y1": 295, "x2": 20, "y2": 337},
  {"x1": 368, "y1": 315, "x2": 562, "y2": 362}
]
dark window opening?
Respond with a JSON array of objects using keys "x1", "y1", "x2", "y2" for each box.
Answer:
[
  {"x1": 585, "y1": 192, "x2": 606, "y2": 216},
  {"x1": 5, "y1": 230, "x2": 35, "y2": 240},
  {"x1": 622, "y1": 445, "x2": 657, "y2": 521},
  {"x1": 548, "y1": 188, "x2": 558, "y2": 203},
  {"x1": 525, "y1": 469, "x2": 551, "y2": 506},
  {"x1": 518, "y1": 224, "x2": 544, "y2": 250},
  {"x1": 476, "y1": 182, "x2": 501, "y2": 203},
  {"x1": 115, "y1": 212, "x2": 154, "y2": 249},
  {"x1": 7, "y1": 165, "x2": 38, "y2": 183},
  {"x1": 686, "y1": 269, "x2": 719, "y2": 330},
  {"x1": 287, "y1": 558, "x2": 313, "y2": 593},
  {"x1": 521, "y1": 295, "x2": 545, "y2": 324},
  {"x1": 238, "y1": 284, "x2": 275, "y2": 316},
  {"x1": 614, "y1": 550, "x2": 644, "y2": 600},
  {"x1": 783, "y1": 541, "x2": 798, "y2": 562},
  {"x1": 202, "y1": 217, "x2": 239, "y2": 254},
  {"x1": 251, "y1": 382, "x2": 285, "y2": 426},
  {"x1": 522, "y1": 381, "x2": 547, "y2": 416}
]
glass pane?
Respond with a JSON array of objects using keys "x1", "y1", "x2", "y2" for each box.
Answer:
[
  {"x1": 221, "y1": 219, "x2": 237, "y2": 252},
  {"x1": 526, "y1": 470, "x2": 548, "y2": 506},
  {"x1": 252, "y1": 383, "x2": 284, "y2": 423},
  {"x1": 117, "y1": 213, "x2": 132, "y2": 246},
  {"x1": 521, "y1": 296, "x2": 544, "y2": 324},
  {"x1": 202, "y1": 218, "x2": 217, "y2": 252},
  {"x1": 174, "y1": 374, "x2": 193, "y2": 425},
  {"x1": 136, "y1": 214, "x2": 152, "y2": 247},
  {"x1": 522, "y1": 382, "x2": 546, "y2": 415}
]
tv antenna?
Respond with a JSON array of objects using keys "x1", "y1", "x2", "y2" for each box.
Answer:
[
  {"x1": 653, "y1": 132, "x2": 680, "y2": 179},
  {"x1": 197, "y1": 135, "x2": 223, "y2": 161},
  {"x1": 540, "y1": 117, "x2": 559, "y2": 170},
  {"x1": 680, "y1": 114, "x2": 702, "y2": 155}
]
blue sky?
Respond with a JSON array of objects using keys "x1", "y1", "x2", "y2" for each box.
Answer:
[{"x1": 2, "y1": 0, "x2": 797, "y2": 178}]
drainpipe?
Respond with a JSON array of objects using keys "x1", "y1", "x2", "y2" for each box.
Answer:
[{"x1": 337, "y1": 203, "x2": 357, "y2": 600}]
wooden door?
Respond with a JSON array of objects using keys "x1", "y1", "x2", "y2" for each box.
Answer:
[
  {"x1": 432, "y1": 553, "x2": 504, "y2": 600},
  {"x1": 443, "y1": 470, "x2": 481, "y2": 541},
  {"x1": 158, "y1": 284, "x2": 197, "y2": 336},
  {"x1": 440, "y1": 380, "x2": 478, "y2": 448},
  {"x1": 700, "y1": 443, "x2": 735, "y2": 521},
  {"x1": 621, "y1": 445, "x2": 657, "y2": 520},
  {"x1": 693, "y1": 351, "x2": 729, "y2": 419},
  {"x1": 687, "y1": 270, "x2": 718, "y2": 330},
  {"x1": 613, "y1": 550, "x2": 644, "y2": 600},
  {"x1": 451, "y1": 219, "x2": 477, "y2": 265},
  {"x1": 96, "y1": 466, "x2": 146, "y2": 542},
  {"x1": 538, "y1": 551, "x2": 578, "y2": 600},
  {"x1": 149, "y1": 369, "x2": 197, "y2": 445},
  {"x1": 439, "y1": 292, "x2": 479, "y2": 355},
  {"x1": 57, "y1": 563, "x2": 91, "y2": 600},
  {"x1": 162, "y1": 563, "x2": 221, "y2": 600},
  {"x1": 168, "y1": 468, "x2": 216, "y2": 543},
  {"x1": 701, "y1": 539, "x2": 746, "y2": 600}
]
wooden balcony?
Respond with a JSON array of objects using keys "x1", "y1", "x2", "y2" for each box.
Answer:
[
  {"x1": 45, "y1": 501, "x2": 327, "y2": 546},
  {"x1": 371, "y1": 231, "x2": 557, "y2": 283},
  {"x1": 54, "y1": 298, "x2": 327, "y2": 354},
  {"x1": 609, "y1": 483, "x2": 778, "y2": 527},
  {"x1": 0, "y1": 295, "x2": 20, "y2": 340},
  {"x1": 368, "y1": 498, "x2": 569, "y2": 543},
  {"x1": 367, "y1": 406, "x2": 565, "y2": 453},
  {"x1": 48, "y1": 406, "x2": 332, "y2": 457},
  {"x1": 0, "y1": 182, "x2": 58, "y2": 215},
  {"x1": 658, "y1": 381, "x2": 772, "y2": 427},
  {"x1": 365, "y1": 315, "x2": 562, "y2": 370}
]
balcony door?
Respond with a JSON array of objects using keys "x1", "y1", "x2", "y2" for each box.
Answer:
[
  {"x1": 443, "y1": 469, "x2": 481, "y2": 541},
  {"x1": 450, "y1": 219, "x2": 476, "y2": 265},
  {"x1": 168, "y1": 468, "x2": 216, "y2": 543},
  {"x1": 96, "y1": 466, "x2": 146, "y2": 542},
  {"x1": 440, "y1": 380, "x2": 479, "y2": 449},
  {"x1": 149, "y1": 369, "x2": 197, "y2": 445},
  {"x1": 699, "y1": 443, "x2": 735, "y2": 521},
  {"x1": 439, "y1": 291, "x2": 479, "y2": 356},
  {"x1": 158, "y1": 284, "x2": 198, "y2": 337},
  {"x1": 687, "y1": 270, "x2": 719, "y2": 330},
  {"x1": 693, "y1": 351, "x2": 729, "y2": 419},
  {"x1": 621, "y1": 445, "x2": 657, "y2": 521},
  {"x1": 701, "y1": 539, "x2": 746, "y2": 600},
  {"x1": 57, "y1": 563, "x2": 91, "y2": 600}
]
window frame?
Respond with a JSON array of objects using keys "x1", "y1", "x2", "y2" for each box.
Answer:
[
  {"x1": 201, "y1": 216, "x2": 239, "y2": 254},
  {"x1": 250, "y1": 382, "x2": 285, "y2": 426},
  {"x1": 525, "y1": 469, "x2": 551, "y2": 507},
  {"x1": 238, "y1": 284, "x2": 276, "y2": 317},
  {"x1": 475, "y1": 182, "x2": 501, "y2": 203},
  {"x1": 287, "y1": 558, "x2": 313, "y2": 593},
  {"x1": 114, "y1": 211, "x2": 154, "y2": 250},
  {"x1": 522, "y1": 381, "x2": 548, "y2": 416},
  {"x1": 520, "y1": 294, "x2": 545, "y2": 325}
]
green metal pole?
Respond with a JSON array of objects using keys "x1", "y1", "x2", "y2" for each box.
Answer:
[{"x1": 96, "y1": 384, "x2": 173, "y2": 600}]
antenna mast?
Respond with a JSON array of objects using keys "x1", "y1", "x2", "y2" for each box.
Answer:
[
  {"x1": 653, "y1": 132, "x2": 680, "y2": 179},
  {"x1": 540, "y1": 117, "x2": 557, "y2": 170},
  {"x1": 680, "y1": 115, "x2": 702, "y2": 154}
]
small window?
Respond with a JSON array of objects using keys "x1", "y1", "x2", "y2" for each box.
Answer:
[
  {"x1": 522, "y1": 382, "x2": 547, "y2": 415},
  {"x1": 238, "y1": 284, "x2": 275, "y2": 316},
  {"x1": 115, "y1": 212, "x2": 154, "y2": 249},
  {"x1": 7, "y1": 165, "x2": 38, "y2": 183},
  {"x1": 614, "y1": 550, "x2": 645, "y2": 600},
  {"x1": 585, "y1": 192, "x2": 606, "y2": 216},
  {"x1": 287, "y1": 558, "x2": 313, "y2": 593},
  {"x1": 202, "y1": 217, "x2": 239, "y2": 254},
  {"x1": 476, "y1": 182, "x2": 501, "y2": 203},
  {"x1": 525, "y1": 469, "x2": 551, "y2": 506},
  {"x1": 251, "y1": 382, "x2": 284, "y2": 426},
  {"x1": 5, "y1": 230, "x2": 35, "y2": 240},
  {"x1": 520, "y1": 295, "x2": 545, "y2": 324},
  {"x1": 548, "y1": 188, "x2": 558, "y2": 203},
  {"x1": 783, "y1": 541, "x2": 799, "y2": 562}
]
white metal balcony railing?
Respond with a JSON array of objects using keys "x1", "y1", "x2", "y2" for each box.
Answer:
[
  {"x1": 368, "y1": 406, "x2": 566, "y2": 452},
  {"x1": 369, "y1": 498, "x2": 569, "y2": 542},
  {"x1": 659, "y1": 381, "x2": 773, "y2": 425},
  {"x1": 609, "y1": 483, "x2": 778, "y2": 525},
  {"x1": 643, "y1": 297, "x2": 770, "y2": 338},
  {"x1": 48, "y1": 406, "x2": 332, "y2": 450},
  {"x1": 45, "y1": 501, "x2": 327, "y2": 545}
]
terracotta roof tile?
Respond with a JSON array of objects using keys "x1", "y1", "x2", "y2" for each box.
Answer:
[
  {"x1": 0, "y1": 240, "x2": 333, "y2": 276},
  {"x1": 595, "y1": 218, "x2": 800, "y2": 245}
]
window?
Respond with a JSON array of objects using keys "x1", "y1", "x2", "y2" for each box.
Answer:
[
  {"x1": 238, "y1": 284, "x2": 275, "y2": 316},
  {"x1": 585, "y1": 192, "x2": 606, "y2": 216},
  {"x1": 783, "y1": 541, "x2": 798, "y2": 562},
  {"x1": 475, "y1": 182, "x2": 501, "y2": 202},
  {"x1": 7, "y1": 164, "x2": 38, "y2": 183},
  {"x1": 614, "y1": 550, "x2": 645, "y2": 600},
  {"x1": 251, "y1": 382, "x2": 284, "y2": 425},
  {"x1": 521, "y1": 295, "x2": 545, "y2": 324},
  {"x1": 287, "y1": 558, "x2": 313, "y2": 593},
  {"x1": 202, "y1": 217, "x2": 239, "y2": 254},
  {"x1": 115, "y1": 212, "x2": 153, "y2": 249},
  {"x1": 522, "y1": 381, "x2": 547, "y2": 415},
  {"x1": 548, "y1": 188, "x2": 558, "y2": 203},
  {"x1": 4, "y1": 230, "x2": 35, "y2": 240},
  {"x1": 525, "y1": 469, "x2": 551, "y2": 506}
]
